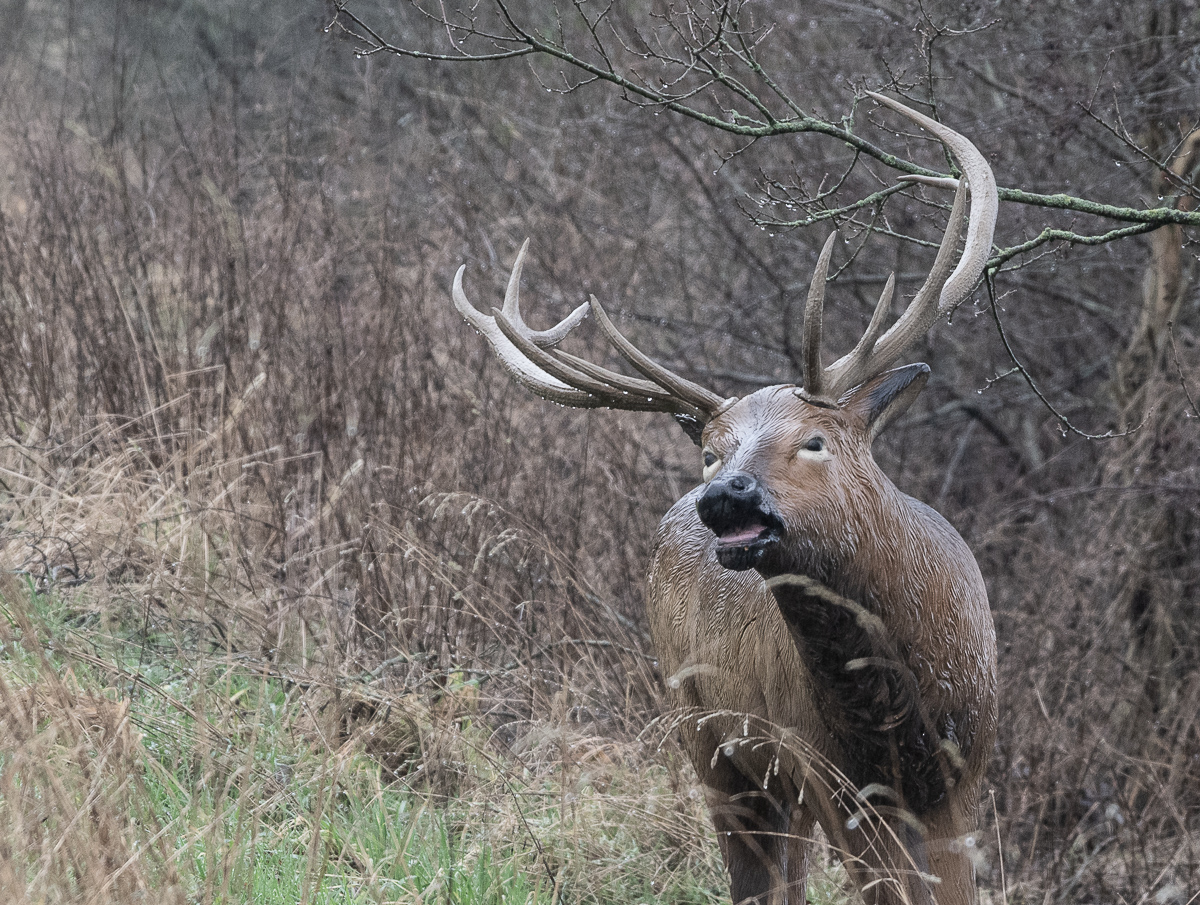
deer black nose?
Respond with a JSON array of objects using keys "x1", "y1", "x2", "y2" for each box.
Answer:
[{"x1": 697, "y1": 471, "x2": 762, "y2": 534}]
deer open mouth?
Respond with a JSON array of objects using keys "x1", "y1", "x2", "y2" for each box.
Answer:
[
  {"x1": 696, "y1": 473, "x2": 785, "y2": 572},
  {"x1": 712, "y1": 520, "x2": 782, "y2": 571}
]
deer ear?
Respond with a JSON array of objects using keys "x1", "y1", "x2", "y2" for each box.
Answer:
[
  {"x1": 673, "y1": 413, "x2": 706, "y2": 446},
  {"x1": 841, "y1": 363, "x2": 930, "y2": 443}
]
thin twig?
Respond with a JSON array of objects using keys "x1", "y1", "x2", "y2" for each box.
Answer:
[
  {"x1": 991, "y1": 789, "x2": 1008, "y2": 905},
  {"x1": 985, "y1": 273, "x2": 1139, "y2": 441},
  {"x1": 1166, "y1": 322, "x2": 1200, "y2": 419}
]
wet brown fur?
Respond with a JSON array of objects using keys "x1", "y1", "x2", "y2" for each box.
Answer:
[{"x1": 649, "y1": 382, "x2": 998, "y2": 905}]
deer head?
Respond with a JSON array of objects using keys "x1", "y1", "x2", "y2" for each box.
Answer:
[{"x1": 452, "y1": 94, "x2": 998, "y2": 553}]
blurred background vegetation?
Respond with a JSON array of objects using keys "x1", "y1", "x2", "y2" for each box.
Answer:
[{"x1": 0, "y1": 0, "x2": 1197, "y2": 902}]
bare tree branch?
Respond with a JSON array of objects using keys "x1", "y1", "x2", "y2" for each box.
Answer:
[{"x1": 329, "y1": 0, "x2": 1200, "y2": 262}]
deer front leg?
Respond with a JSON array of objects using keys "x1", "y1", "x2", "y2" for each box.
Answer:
[
  {"x1": 689, "y1": 725, "x2": 800, "y2": 905},
  {"x1": 704, "y1": 769, "x2": 792, "y2": 905}
]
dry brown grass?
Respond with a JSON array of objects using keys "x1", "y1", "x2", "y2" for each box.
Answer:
[
  {"x1": 0, "y1": 574, "x2": 186, "y2": 904},
  {"x1": 0, "y1": 422, "x2": 751, "y2": 903}
]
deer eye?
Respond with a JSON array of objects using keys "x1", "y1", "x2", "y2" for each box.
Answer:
[
  {"x1": 702, "y1": 450, "x2": 722, "y2": 481},
  {"x1": 802, "y1": 436, "x2": 826, "y2": 454}
]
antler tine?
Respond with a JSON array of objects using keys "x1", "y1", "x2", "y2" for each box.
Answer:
[
  {"x1": 811, "y1": 93, "x2": 998, "y2": 400},
  {"x1": 452, "y1": 240, "x2": 730, "y2": 422},
  {"x1": 799, "y1": 233, "x2": 838, "y2": 403},
  {"x1": 821, "y1": 185, "x2": 968, "y2": 398},
  {"x1": 833, "y1": 272, "x2": 896, "y2": 392},
  {"x1": 500, "y1": 239, "x2": 590, "y2": 348},
  {"x1": 490, "y1": 306, "x2": 696, "y2": 414},
  {"x1": 588, "y1": 297, "x2": 730, "y2": 416},
  {"x1": 453, "y1": 263, "x2": 599, "y2": 408}
]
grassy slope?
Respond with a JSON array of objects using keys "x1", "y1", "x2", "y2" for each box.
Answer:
[
  {"x1": 0, "y1": 571, "x2": 728, "y2": 904},
  {"x1": 0, "y1": 538, "x2": 847, "y2": 904}
]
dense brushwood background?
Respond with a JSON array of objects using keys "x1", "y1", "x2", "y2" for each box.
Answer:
[{"x1": 0, "y1": 0, "x2": 1197, "y2": 901}]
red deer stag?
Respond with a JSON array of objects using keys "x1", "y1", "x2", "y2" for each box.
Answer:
[{"x1": 451, "y1": 92, "x2": 998, "y2": 905}]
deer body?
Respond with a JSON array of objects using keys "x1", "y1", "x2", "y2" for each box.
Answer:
[
  {"x1": 649, "y1": 384, "x2": 997, "y2": 905},
  {"x1": 450, "y1": 93, "x2": 1000, "y2": 904}
]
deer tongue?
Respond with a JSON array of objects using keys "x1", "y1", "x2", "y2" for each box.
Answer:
[{"x1": 717, "y1": 524, "x2": 768, "y2": 546}]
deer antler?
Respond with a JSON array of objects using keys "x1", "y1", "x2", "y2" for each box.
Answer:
[
  {"x1": 798, "y1": 92, "x2": 999, "y2": 405},
  {"x1": 452, "y1": 239, "x2": 731, "y2": 422},
  {"x1": 452, "y1": 95, "x2": 997, "y2": 430}
]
